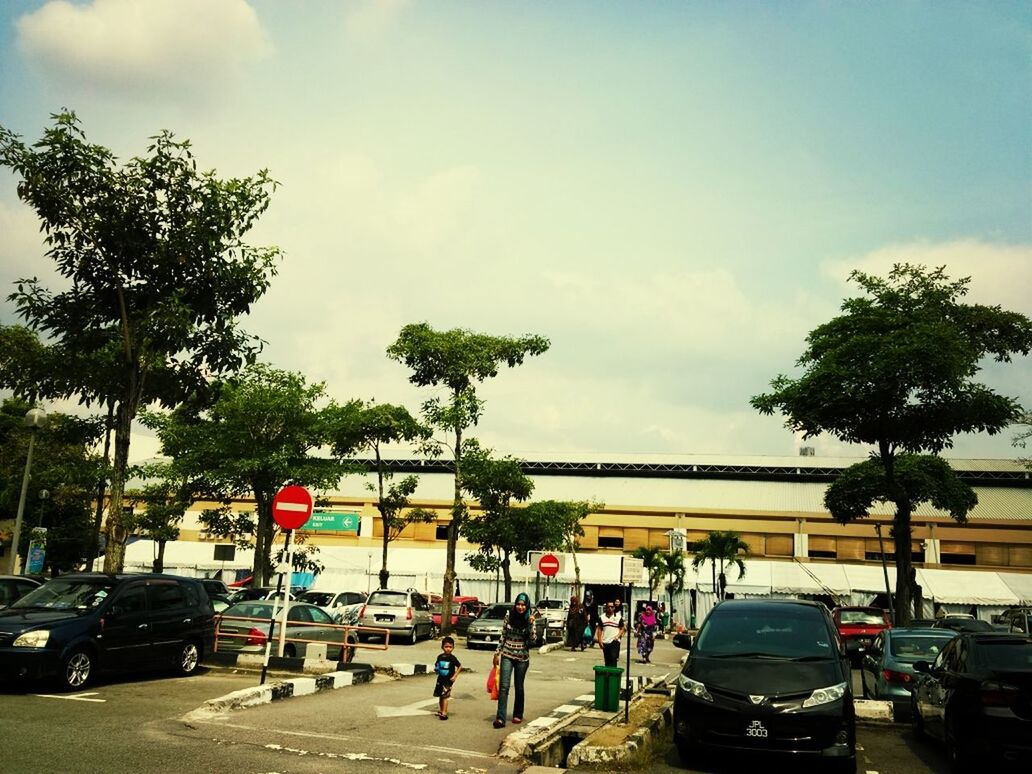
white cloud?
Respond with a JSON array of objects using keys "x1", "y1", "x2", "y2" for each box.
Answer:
[
  {"x1": 344, "y1": 0, "x2": 411, "y2": 41},
  {"x1": 15, "y1": 0, "x2": 271, "y2": 100},
  {"x1": 0, "y1": 200, "x2": 48, "y2": 282}
]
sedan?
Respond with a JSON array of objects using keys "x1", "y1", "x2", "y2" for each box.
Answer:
[
  {"x1": 466, "y1": 603, "x2": 508, "y2": 649},
  {"x1": 860, "y1": 628, "x2": 956, "y2": 708},
  {"x1": 0, "y1": 575, "x2": 42, "y2": 609},
  {"x1": 911, "y1": 632, "x2": 1032, "y2": 769},
  {"x1": 216, "y1": 601, "x2": 356, "y2": 661},
  {"x1": 932, "y1": 617, "x2": 995, "y2": 633}
]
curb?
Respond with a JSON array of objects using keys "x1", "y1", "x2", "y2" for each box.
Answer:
[
  {"x1": 854, "y1": 698, "x2": 895, "y2": 725},
  {"x1": 566, "y1": 697, "x2": 674, "y2": 770},
  {"x1": 499, "y1": 693, "x2": 596, "y2": 762}
]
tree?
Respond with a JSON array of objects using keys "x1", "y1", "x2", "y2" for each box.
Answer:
[
  {"x1": 1014, "y1": 411, "x2": 1032, "y2": 471},
  {"x1": 141, "y1": 364, "x2": 340, "y2": 584},
  {"x1": 126, "y1": 461, "x2": 193, "y2": 573},
  {"x1": 752, "y1": 264, "x2": 1032, "y2": 624},
  {"x1": 326, "y1": 400, "x2": 435, "y2": 589},
  {"x1": 661, "y1": 550, "x2": 686, "y2": 630},
  {"x1": 0, "y1": 398, "x2": 104, "y2": 574},
  {"x1": 386, "y1": 323, "x2": 549, "y2": 635},
  {"x1": 690, "y1": 531, "x2": 749, "y2": 601},
  {"x1": 0, "y1": 112, "x2": 280, "y2": 572},
  {"x1": 632, "y1": 546, "x2": 667, "y2": 599},
  {"x1": 459, "y1": 441, "x2": 535, "y2": 601}
]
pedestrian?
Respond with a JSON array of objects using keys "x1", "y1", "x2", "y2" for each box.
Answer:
[
  {"x1": 492, "y1": 592, "x2": 536, "y2": 729},
  {"x1": 565, "y1": 594, "x2": 588, "y2": 651},
  {"x1": 636, "y1": 604, "x2": 658, "y2": 663},
  {"x1": 433, "y1": 636, "x2": 462, "y2": 720},
  {"x1": 596, "y1": 600, "x2": 625, "y2": 667}
]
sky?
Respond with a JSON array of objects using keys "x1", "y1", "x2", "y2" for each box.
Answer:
[{"x1": 0, "y1": 0, "x2": 1030, "y2": 465}]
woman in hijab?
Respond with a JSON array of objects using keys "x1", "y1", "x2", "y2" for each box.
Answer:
[
  {"x1": 565, "y1": 594, "x2": 588, "y2": 651},
  {"x1": 492, "y1": 592, "x2": 536, "y2": 728},
  {"x1": 636, "y1": 604, "x2": 659, "y2": 663}
]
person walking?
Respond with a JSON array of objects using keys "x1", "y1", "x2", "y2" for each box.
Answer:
[
  {"x1": 596, "y1": 600, "x2": 625, "y2": 667},
  {"x1": 636, "y1": 605, "x2": 658, "y2": 663},
  {"x1": 492, "y1": 592, "x2": 536, "y2": 728},
  {"x1": 565, "y1": 595, "x2": 588, "y2": 651},
  {"x1": 433, "y1": 636, "x2": 462, "y2": 720}
]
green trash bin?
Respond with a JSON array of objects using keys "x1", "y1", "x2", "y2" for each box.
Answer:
[{"x1": 593, "y1": 665, "x2": 623, "y2": 712}]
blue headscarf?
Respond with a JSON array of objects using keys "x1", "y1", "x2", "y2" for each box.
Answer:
[{"x1": 510, "y1": 592, "x2": 532, "y2": 630}]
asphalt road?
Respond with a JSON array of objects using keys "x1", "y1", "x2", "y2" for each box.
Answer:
[{"x1": 1, "y1": 636, "x2": 956, "y2": 774}]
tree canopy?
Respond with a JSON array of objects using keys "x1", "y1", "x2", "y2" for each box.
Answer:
[
  {"x1": 0, "y1": 112, "x2": 281, "y2": 572},
  {"x1": 690, "y1": 530, "x2": 749, "y2": 600},
  {"x1": 752, "y1": 264, "x2": 1032, "y2": 623}
]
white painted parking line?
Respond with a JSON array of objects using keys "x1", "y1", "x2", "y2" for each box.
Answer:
[{"x1": 33, "y1": 692, "x2": 105, "y2": 702}]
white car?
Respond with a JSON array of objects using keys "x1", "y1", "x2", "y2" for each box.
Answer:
[{"x1": 299, "y1": 590, "x2": 367, "y2": 623}]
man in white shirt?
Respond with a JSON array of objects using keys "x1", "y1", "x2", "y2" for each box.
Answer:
[{"x1": 596, "y1": 600, "x2": 625, "y2": 667}]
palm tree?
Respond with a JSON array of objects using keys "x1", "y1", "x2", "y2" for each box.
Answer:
[
  {"x1": 632, "y1": 546, "x2": 667, "y2": 599},
  {"x1": 690, "y1": 531, "x2": 749, "y2": 601},
  {"x1": 661, "y1": 550, "x2": 686, "y2": 630}
]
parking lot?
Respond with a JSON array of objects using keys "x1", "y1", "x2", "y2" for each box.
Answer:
[{"x1": 0, "y1": 635, "x2": 960, "y2": 774}]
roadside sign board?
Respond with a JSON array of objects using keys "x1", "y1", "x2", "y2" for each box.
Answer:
[
  {"x1": 538, "y1": 553, "x2": 560, "y2": 577},
  {"x1": 305, "y1": 511, "x2": 360, "y2": 532},
  {"x1": 621, "y1": 556, "x2": 644, "y2": 584},
  {"x1": 271, "y1": 485, "x2": 313, "y2": 530}
]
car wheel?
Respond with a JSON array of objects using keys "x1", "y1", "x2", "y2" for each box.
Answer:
[
  {"x1": 340, "y1": 636, "x2": 356, "y2": 664},
  {"x1": 176, "y1": 641, "x2": 201, "y2": 676},
  {"x1": 430, "y1": 624, "x2": 439, "y2": 640},
  {"x1": 61, "y1": 647, "x2": 94, "y2": 690},
  {"x1": 408, "y1": 627, "x2": 418, "y2": 645}
]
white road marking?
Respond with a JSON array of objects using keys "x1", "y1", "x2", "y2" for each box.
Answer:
[
  {"x1": 375, "y1": 697, "x2": 440, "y2": 717},
  {"x1": 33, "y1": 692, "x2": 105, "y2": 702}
]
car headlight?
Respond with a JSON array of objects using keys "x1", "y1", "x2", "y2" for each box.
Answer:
[
  {"x1": 802, "y1": 682, "x2": 848, "y2": 708},
  {"x1": 677, "y1": 674, "x2": 713, "y2": 702},
  {"x1": 14, "y1": 629, "x2": 50, "y2": 648}
]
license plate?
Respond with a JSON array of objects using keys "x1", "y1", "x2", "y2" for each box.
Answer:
[
  {"x1": 745, "y1": 720, "x2": 768, "y2": 738},
  {"x1": 376, "y1": 615, "x2": 393, "y2": 622}
]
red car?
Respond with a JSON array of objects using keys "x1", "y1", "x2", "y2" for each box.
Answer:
[
  {"x1": 833, "y1": 605, "x2": 891, "y2": 662},
  {"x1": 431, "y1": 596, "x2": 481, "y2": 635}
]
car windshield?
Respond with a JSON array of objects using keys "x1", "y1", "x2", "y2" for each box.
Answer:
[
  {"x1": 696, "y1": 606, "x2": 836, "y2": 659},
  {"x1": 481, "y1": 605, "x2": 509, "y2": 620},
  {"x1": 889, "y1": 634, "x2": 954, "y2": 660},
  {"x1": 11, "y1": 579, "x2": 116, "y2": 610},
  {"x1": 975, "y1": 640, "x2": 1032, "y2": 670},
  {"x1": 839, "y1": 609, "x2": 885, "y2": 625},
  {"x1": 302, "y1": 592, "x2": 335, "y2": 606},
  {"x1": 367, "y1": 592, "x2": 407, "y2": 607}
]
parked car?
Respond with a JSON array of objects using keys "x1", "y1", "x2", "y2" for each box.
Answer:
[
  {"x1": 933, "y1": 617, "x2": 995, "y2": 633},
  {"x1": 0, "y1": 573, "x2": 215, "y2": 690},
  {"x1": 534, "y1": 598, "x2": 568, "y2": 643},
  {"x1": 999, "y1": 607, "x2": 1032, "y2": 635},
  {"x1": 216, "y1": 600, "x2": 356, "y2": 661},
  {"x1": 432, "y1": 600, "x2": 479, "y2": 636},
  {"x1": 860, "y1": 627, "x2": 957, "y2": 709},
  {"x1": 226, "y1": 586, "x2": 296, "y2": 604},
  {"x1": 199, "y1": 578, "x2": 231, "y2": 603},
  {"x1": 832, "y1": 605, "x2": 891, "y2": 663},
  {"x1": 298, "y1": 590, "x2": 366, "y2": 623},
  {"x1": 0, "y1": 575, "x2": 42, "y2": 609},
  {"x1": 911, "y1": 632, "x2": 1032, "y2": 768},
  {"x1": 356, "y1": 588, "x2": 433, "y2": 645},
  {"x1": 466, "y1": 602, "x2": 548, "y2": 648},
  {"x1": 673, "y1": 598, "x2": 857, "y2": 772}
]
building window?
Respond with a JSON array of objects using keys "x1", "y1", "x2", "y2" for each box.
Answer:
[
  {"x1": 940, "y1": 553, "x2": 976, "y2": 565},
  {"x1": 435, "y1": 524, "x2": 449, "y2": 541},
  {"x1": 598, "y1": 535, "x2": 624, "y2": 549},
  {"x1": 808, "y1": 549, "x2": 836, "y2": 559}
]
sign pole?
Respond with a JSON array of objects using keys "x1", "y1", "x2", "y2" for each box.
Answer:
[
  {"x1": 259, "y1": 530, "x2": 290, "y2": 686},
  {"x1": 624, "y1": 580, "x2": 632, "y2": 723}
]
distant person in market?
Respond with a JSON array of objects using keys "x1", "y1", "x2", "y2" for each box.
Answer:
[
  {"x1": 565, "y1": 594, "x2": 588, "y2": 651},
  {"x1": 636, "y1": 604, "x2": 659, "y2": 663},
  {"x1": 596, "y1": 600, "x2": 625, "y2": 667},
  {"x1": 492, "y1": 592, "x2": 536, "y2": 728}
]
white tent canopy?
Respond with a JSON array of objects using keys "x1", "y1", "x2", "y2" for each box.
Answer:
[{"x1": 998, "y1": 572, "x2": 1032, "y2": 605}]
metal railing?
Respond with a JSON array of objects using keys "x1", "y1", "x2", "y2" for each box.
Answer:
[{"x1": 214, "y1": 614, "x2": 392, "y2": 658}]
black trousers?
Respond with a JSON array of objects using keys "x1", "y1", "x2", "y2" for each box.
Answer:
[{"x1": 602, "y1": 640, "x2": 621, "y2": 667}]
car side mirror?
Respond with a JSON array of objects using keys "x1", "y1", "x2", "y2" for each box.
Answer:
[
  {"x1": 913, "y1": 660, "x2": 930, "y2": 674},
  {"x1": 672, "y1": 632, "x2": 693, "y2": 650}
]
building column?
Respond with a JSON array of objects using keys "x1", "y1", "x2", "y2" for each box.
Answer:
[{"x1": 794, "y1": 518, "x2": 808, "y2": 558}]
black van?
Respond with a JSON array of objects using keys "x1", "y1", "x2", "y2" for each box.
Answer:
[
  {"x1": 0, "y1": 573, "x2": 215, "y2": 690},
  {"x1": 673, "y1": 599, "x2": 857, "y2": 772}
]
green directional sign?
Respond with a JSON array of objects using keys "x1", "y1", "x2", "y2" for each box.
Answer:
[{"x1": 305, "y1": 511, "x2": 360, "y2": 533}]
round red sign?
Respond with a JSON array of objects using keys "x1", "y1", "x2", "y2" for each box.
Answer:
[
  {"x1": 538, "y1": 553, "x2": 560, "y2": 577},
  {"x1": 271, "y1": 485, "x2": 314, "y2": 530}
]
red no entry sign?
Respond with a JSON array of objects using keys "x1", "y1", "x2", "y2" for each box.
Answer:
[
  {"x1": 271, "y1": 485, "x2": 313, "y2": 530},
  {"x1": 538, "y1": 553, "x2": 560, "y2": 577}
]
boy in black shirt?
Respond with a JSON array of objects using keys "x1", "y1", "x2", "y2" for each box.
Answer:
[{"x1": 433, "y1": 636, "x2": 462, "y2": 719}]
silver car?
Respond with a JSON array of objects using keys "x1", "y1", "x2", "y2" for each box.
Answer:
[
  {"x1": 356, "y1": 589, "x2": 433, "y2": 645},
  {"x1": 467, "y1": 603, "x2": 509, "y2": 649},
  {"x1": 216, "y1": 600, "x2": 357, "y2": 661}
]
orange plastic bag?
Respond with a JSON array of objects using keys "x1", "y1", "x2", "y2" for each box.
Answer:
[{"x1": 486, "y1": 665, "x2": 499, "y2": 700}]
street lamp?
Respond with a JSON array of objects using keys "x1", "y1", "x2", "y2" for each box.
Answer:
[{"x1": 8, "y1": 407, "x2": 47, "y2": 575}]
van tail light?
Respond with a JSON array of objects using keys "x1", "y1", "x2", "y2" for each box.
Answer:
[
  {"x1": 406, "y1": 607, "x2": 413, "y2": 620},
  {"x1": 882, "y1": 669, "x2": 913, "y2": 685},
  {"x1": 358, "y1": 605, "x2": 366, "y2": 619},
  {"x1": 246, "y1": 627, "x2": 267, "y2": 646},
  {"x1": 980, "y1": 681, "x2": 1019, "y2": 706}
]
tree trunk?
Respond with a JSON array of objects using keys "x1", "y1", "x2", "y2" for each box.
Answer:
[
  {"x1": 891, "y1": 502, "x2": 914, "y2": 626},
  {"x1": 502, "y1": 550, "x2": 513, "y2": 601},
  {"x1": 253, "y1": 489, "x2": 274, "y2": 585},
  {"x1": 153, "y1": 539, "x2": 166, "y2": 573},
  {"x1": 87, "y1": 400, "x2": 114, "y2": 570},
  {"x1": 440, "y1": 420, "x2": 462, "y2": 636},
  {"x1": 102, "y1": 398, "x2": 135, "y2": 573},
  {"x1": 377, "y1": 450, "x2": 390, "y2": 589}
]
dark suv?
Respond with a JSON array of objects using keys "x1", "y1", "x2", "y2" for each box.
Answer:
[
  {"x1": 674, "y1": 599, "x2": 857, "y2": 772},
  {"x1": 0, "y1": 573, "x2": 215, "y2": 690}
]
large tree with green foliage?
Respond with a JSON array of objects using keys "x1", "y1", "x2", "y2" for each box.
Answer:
[
  {"x1": 690, "y1": 530, "x2": 749, "y2": 601},
  {"x1": 0, "y1": 398, "x2": 104, "y2": 574},
  {"x1": 386, "y1": 323, "x2": 549, "y2": 635},
  {"x1": 661, "y1": 550, "x2": 686, "y2": 630},
  {"x1": 0, "y1": 112, "x2": 280, "y2": 572},
  {"x1": 141, "y1": 364, "x2": 340, "y2": 584},
  {"x1": 459, "y1": 441, "x2": 535, "y2": 600},
  {"x1": 753, "y1": 264, "x2": 1032, "y2": 624},
  {"x1": 632, "y1": 545, "x2": 667, "y2": 599},
  {"x1": 125, "y1": 461, "x2": 194, "y2": 573},
  {"x1": 327, "y1": 400, "x2": 435, "y2": 589}
]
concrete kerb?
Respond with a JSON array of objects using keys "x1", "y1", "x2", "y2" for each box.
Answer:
[
  {"x1": 182, "y1": 662, "x2": 437, "y2": 723},
  {"x1": 854, "y1": 698, "x2": 895, "y2": 725},
  {"x1": 566, "y1": 696, "x2": 674, "y2": 770}
]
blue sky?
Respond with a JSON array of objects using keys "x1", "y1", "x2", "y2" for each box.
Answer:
[{"x1": 1, "y1": 0, "x2": 1029, "y2": 462}]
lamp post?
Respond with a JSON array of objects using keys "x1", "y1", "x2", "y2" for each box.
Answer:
[{"x1": 9, "y1": 407, "x2": 47, "y2": 575}]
